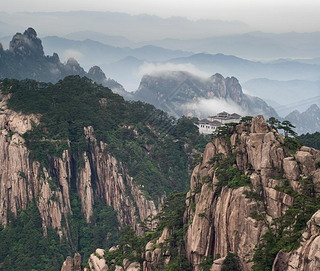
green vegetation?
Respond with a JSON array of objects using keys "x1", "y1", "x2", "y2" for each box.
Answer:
[
  {"x1": 297, "y1": 132, "x2": 320, "y2": 150},
  {"x1": 69, "y1": 194, "x2": 119, "y2": 263},
  {"x1": 0, "y1": 203, "x2": 70, "y2": 271},
  {"x1": 1, "y1": 76, "x2": 209, "y2": 201},
  {"x1": 199, "y1": 256, "x2": 213, "y2": 271},
  {"x1": 252, "y1": 177, "x2": 320, "y2": 271},
  {"x1": 221, "y1": 253, "x2": 241, "y2": 271},
  {"x1": 0, "y1": 76, "x2": 210, "y2": 268},
  {"x1": 209, "y1": 153, "x2": 251, "y2": 195},
  {"x1": 104, "y1": 192, "x2": 191, "y2": 270}
]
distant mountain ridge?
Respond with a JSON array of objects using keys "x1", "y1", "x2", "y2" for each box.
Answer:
[
  {"x1": 285, "y1": 104, "x2": 320, "y2": 134},
  {"x1": 0, "y1": 27, "x2": 130, "y2": 98},
  {"x1": 134, "y1": 71, "x2": 277, "y2": 119}
]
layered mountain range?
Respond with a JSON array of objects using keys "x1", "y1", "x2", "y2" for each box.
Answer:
[
  {"x1": 0, "y1": 28, "x2": 318, "y2": 135},
  {"x1": 0, "y1": 47, "x2": 320, "y2": 270},
  {"x1": 0, "y1": 27, "x2": 129, "y2": 97}
]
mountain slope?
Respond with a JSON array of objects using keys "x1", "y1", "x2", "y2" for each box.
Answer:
[
  {"x1": 85, "y1": 116, "x2": 320, "y2": 271},
  {"x1": 134, "y1": 71, "x2": 278, "y2": 118},
  {"x1": 0, "y1": 76, "x2": 209, "y2": 270},
  {"x1": 285, "y1": 104, "x2": 320, "y2": 134},
  {"x1": 169, "y1": 53, "x2": 320, "y2": 82},
  {"x1": 0, "y1": 27, "x2": 132, "y2": 98}
]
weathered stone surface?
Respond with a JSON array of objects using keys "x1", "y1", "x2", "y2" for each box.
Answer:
[
  {"x1": 0, "y1": 94, "x2": 71, "y2": 236},
  {"x1": 61, "y1": 253, "x2": 82, "y2": 271},
  {"x1": 0, "y1": 94, "x2": 159, "y2": 254},
  {"x1": 85, "y1": 249, "x2": 108, "y2": 271},
  {"x1": 283, "y1": 157, "x2": 299, "y2": 181},
  {"x1": 183, "y1": 116, "x2": 320, "y2": 271},
  {"x1": 273, "y1": 210, "x2": 320, "y2": 271},
  {"x1": 144, "y1": 227, "x2": 171, "y2": 271}
]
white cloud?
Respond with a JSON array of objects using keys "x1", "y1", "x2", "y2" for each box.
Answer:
[
  {"x1": 137, "y1": 62, "x2": 211, "y2": 78},
  {"x1": 180, "y1": 97, "x2": 248, "y2": 118}
]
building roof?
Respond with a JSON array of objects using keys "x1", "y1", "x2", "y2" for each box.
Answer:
[
  {"x1": 198, "y1": 119, "x2": 222, "y2": 126},
  {"x1": 230, "y1": 113, "x2": 241, "y2": 119}
]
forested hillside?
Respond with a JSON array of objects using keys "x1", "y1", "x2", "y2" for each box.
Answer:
[{"x1": 0, "y1": 76, "x2": 209, "y2": 270}]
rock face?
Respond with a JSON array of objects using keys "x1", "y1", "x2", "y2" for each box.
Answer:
[
  {"x1": 272, "y1": 210, "x2": 320, "y2": 271},
  {"x1": 143, "y1": 227, "x2": 171, "y2": 270},
  {"x1": 80, "y1": 126, "x2": 159, "y2": 232},
  {"x1": 9, "y1": 27, "x2": 44, "y2": 58},
  {"x1": 84, "y1": 248, "x2": 141, "y2": 271},
  {"x1": 61, "y1": 253, "x2": 82, "y2": 271},
  {"x1": 0, "y1": 92, "x2": 159, "y2": 237},
  {"x1": 183, "y1": 116, "x2": 320, "y2": 270},
  {"x1": 60, "y1": 115, "x2": 320, "y2": 271},
  {"x1": 134, "y1": 71, "x2": 277, "y2": 118},
  {"x1": 0, "y1": 94, "x2": 71, "y2": 236}
]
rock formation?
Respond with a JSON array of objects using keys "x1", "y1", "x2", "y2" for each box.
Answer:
[
  {"x1": 0, "y1": 90, "x2": 159, "y2": 237},
  {"x1": 183, "y1": 115, "x2": 320, "y2": 270},
  {"x1": 83, "y1": 115, "x2": 320, "y2": 271},
  {"x1": 61, "y1": 253, "x2": 82, "y2": 271}
]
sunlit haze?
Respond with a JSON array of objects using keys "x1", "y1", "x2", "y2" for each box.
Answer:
[{"x1": 2, "y1": 0, "x2": 320, "y2": 32}]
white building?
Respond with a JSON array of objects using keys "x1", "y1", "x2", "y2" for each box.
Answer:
[
  {"x1": 196, "y1": 119, "x2": 222, "y2": 135},
  {"x1": 196, "y1": 112, "x2": 241, "y2": 134}
]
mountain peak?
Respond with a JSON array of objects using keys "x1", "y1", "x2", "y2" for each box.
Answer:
[
  {"x1": 9, "y1": 27, "x2": 44, "y2": 58},
  {"x1": 88, "y1": 65, "x2": 106, "y2": 84},
  {"x1": 306, "y1": 103, "x2": 320, "y2": 113}
]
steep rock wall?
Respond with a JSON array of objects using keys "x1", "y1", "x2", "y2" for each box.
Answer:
[
  {"x1": 0, "y1": 93, "x2": 158, "y2": 237},
  {"x1": 184, "y1": 116, "x2": 320, "y2": 270}
]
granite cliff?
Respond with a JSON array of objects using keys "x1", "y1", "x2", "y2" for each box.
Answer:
[
  {"x1": 0, "y1": 92, "x2": 159, "y2": 236},
  {"x1": 0, "y1": 76, "x2": 210, "y2": 270},
  {"x1": 83, "y1": 116, "x2": 320, "y2": 271}
]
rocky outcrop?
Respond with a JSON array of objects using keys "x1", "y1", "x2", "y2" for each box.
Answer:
[
  {"x1": 9, "y1": 27, "x2": 44, "y2": 58},
  {"x1": 183, "y1": 116, "x2": 320, "y2": 270},
  {"x1": 77, "y1": 126, "x2": 159, "y2": 232},
  {"x1": 143, "y1": 227, "x2": 171, "y2": 270},
  {"x1": 61, "y1": 115, "x2": 320, "y2": 271},
  {"x1": 84, "y1": 248, "x2": 141, "y2": 271},
  {"x1": 61, "y1": 253, "x2": 82, "y2": 271},
  {"x1": 85, "y1": 249, "x2": 108, "y2": 271}
]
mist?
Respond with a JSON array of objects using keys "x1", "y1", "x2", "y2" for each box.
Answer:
[
  {"x1": 138, "y1": 62, "x2": 211, "y2": 79},
  {"x1": 180, "y1": 97, "x2": 247, "y2": 119}
]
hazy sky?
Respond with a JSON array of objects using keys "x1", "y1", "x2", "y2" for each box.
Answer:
[{"x1": 2, "y1": 0, "x2": 320, "y2": 32}]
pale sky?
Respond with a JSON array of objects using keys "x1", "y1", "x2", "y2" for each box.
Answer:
[{"x1": 2, "y1": 0, "x2": 320, "y2": 32}]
